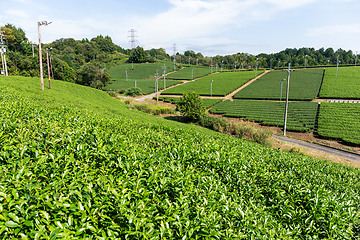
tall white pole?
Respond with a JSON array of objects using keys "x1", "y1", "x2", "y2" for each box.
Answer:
[
  {"x1": 192, "y1": 68, "x2": 194, "y2": 80},
  {"x1": 163, "y1": 64, "x2": 166, "y2": 89},
  {"x1": 336, "y1": 55, "x2": 339, "y2": 78},
  {"x1": 355, "y1": 51, "x2": 357, "y2": 67},
  {"x1": 38, "y1": 22, "x2": 44, "y2": 90},
  {"x1": 283, "y1": 63, "x2": 291, "y2": 136},
  {"x1": 305, "y1": 55, "x2": 307, "y2": 68},
  {"x1": 211, "y1": 80, "x2": 213, "y2": 99},
  {"x1": 46, "y1": 48, "x2": 51, "y2": 89}
]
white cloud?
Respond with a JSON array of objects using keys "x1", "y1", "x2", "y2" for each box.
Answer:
[
  {"x1": 306, "y1": 23, "x2": 360, "y2": 36},
  {"x1": 263, "y1": 0, "x2": 318, "y2": 9},
  {"x1": 3, "y1": 9, "x2": 28, "y2": 18}
]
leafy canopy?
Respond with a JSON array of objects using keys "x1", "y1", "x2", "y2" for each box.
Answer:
[{"x1": 176, "y1": 91, "x2": 205, "y2": 121}]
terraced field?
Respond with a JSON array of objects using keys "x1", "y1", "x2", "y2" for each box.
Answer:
[
  {"x1": 318, "y1": 102, "x2": 360, "y2": 144},
  {"x1": 319, "y1": 67, "x2": 360, "y2": 99},
  {"x1": 210, "y1": 100, "x2": 319, "y2": 132},
  {"x1": 162, "y1": 71, "x2": 260, "y2": 96},
  {"x1": 166, "y1": 66, "x2": 211, "y2": 80},
  {"x1": 108, "y1": 61, "x2": 175, "y2": 80},
  {"x1": 233, "y1": 69, "x2": 324, "y2": 100},
  {"x1": 103, "y1": 79, "x2": 182, "y2": 95},
  {"x1": 1, "y1": 76, "x2": 360, "y2": 238}
]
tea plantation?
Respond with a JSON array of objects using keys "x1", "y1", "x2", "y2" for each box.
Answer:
[
  {"x1": 233, "y1": 69, "x2": 324, "y2": 100},
  {"x1": 1, "y1": 76, "x2": 360, "y2": 239},
  {"x1": 318, "y1": 102, "x2": 360, "y2": 144},
  {"x1": 210, "y1": 100, "x2": 318, "y2": 132},
  {"x1": 319, "y1": 67, "x2": 360, "y2": 99},
  {"x1": 162, "y1": 71, "x2": 260, "y2": 96}
]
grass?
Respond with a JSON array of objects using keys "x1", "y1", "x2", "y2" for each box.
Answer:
[
  {"x1": 162, "y1": 71, "x2": 260, "y2": 96},
  {"x1": 233, "y1": 69, "x2": 324, "y2": 100},
  {"x1": 1, "y1": 75, "x2": 360, "y2": 238}
]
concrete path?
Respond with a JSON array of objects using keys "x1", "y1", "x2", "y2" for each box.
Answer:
[{"x1": 273, "y1": 135, "x2": 360, "y2": 162}]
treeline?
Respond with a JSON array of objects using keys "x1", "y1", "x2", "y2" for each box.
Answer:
[
  {"x1": 0, "y1": 24, "x2": 130, "y2": 89},
  {"x1": 170, "y1": 47, "x2": 358, "y2": 70}
]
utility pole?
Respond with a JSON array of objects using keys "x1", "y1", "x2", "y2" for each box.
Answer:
[
  {"x1": 211, "y1": 80, "x2": 213, "y2": 99},
  {"x1": 355, "y1": 51, "x2": 357, "y2": 67},
  {"x1": 255, "y1": 58, "x2": 259, "y2": 78},
  {"x1": 125, "y1": 68, "x2": 128, "y2": 81},
  {"x1": 49, "y1": 54, "x2": 54, "y2": 79},
  {"x1": 155, "y1": 70, "x2": 159, "y2": 102},
  {"x1": 235, "y1": 61, "x2": 237, "y2": 70},
  {"x1": 188, "y1": 57, "x2": 190, "y2": 66},
  {"x1": 270, "y1": 58, "x2": 273, "y2": 70},
  {"x1": 38, "y1": 21, "x2": 52, "y2": 91},
  {"x1": 162, "y1": 64, "x2": 166, "y2": 89},
  {"x1": 0, "y1": 31, "x2": 8, "y2": 76},
  {"x1": 304, "y1": 54, "x2": 308, "y2": 68},
  {"x1": 280, "y1": 78, "x2": 285, "y2": 102},
  {"x1": 173, "y1": 43, "x2": 176, "y2": 71},
  {"x1": 336, "y1": 55, "x2": 340, "y2": 78},
  {"x1": 192, "y1": 68, "x2": 194, "y2": 80},
  {"x1": 46, "y1": 48, "x2": 52, "y2": 89},
  {"x1": 283, "y1": 63, "x2": 293, "y2": 136},
  {"x1": 211, "y1": 57, "x2": 213, "y2": 74}
]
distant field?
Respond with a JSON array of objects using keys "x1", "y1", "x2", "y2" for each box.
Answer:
[
  {"x1": 233, "y1": 69, "x2": 324, "y2": 100},
  {"x1": 319, "y1": 67, "x2": 360, "y2": 99},
  {"x1": 210, "y1": 100, "x2": 319, "y2": 132},
  {"x1": 166, "y1": 66, "x2": 211, "y2": 80},
  {"x1": 157, "y1": 96, "x2": 223, "y2": 109},
  {"x1": 318, "y1": 102, "x2": 360, "y2": 144},
  {"x1": 162, "y1": 71, "x2": 259, "y2": 96},
  {"x1": 103, "y1": 79, "x2": 182, "y2": 95},
  {"x1": 108, "y1": 61, "x2": 176, "y2": 80}
]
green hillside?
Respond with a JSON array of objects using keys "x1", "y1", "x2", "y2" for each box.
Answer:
[{"x1": 1, "y1": 76, "x2": 360, "y2": 239}]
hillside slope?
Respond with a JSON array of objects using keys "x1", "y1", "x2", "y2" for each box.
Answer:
[{"x1": 0, "y1": 76, "x2": 359, "y2": 239}]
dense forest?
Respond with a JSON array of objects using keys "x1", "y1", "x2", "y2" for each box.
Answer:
[{"x1": 1, "y1": 23, "x2": 358, "y2": 89}]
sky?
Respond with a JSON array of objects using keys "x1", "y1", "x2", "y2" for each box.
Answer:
[{"x1": 1, "y1": 0, "x2": 359, "y2": 56}]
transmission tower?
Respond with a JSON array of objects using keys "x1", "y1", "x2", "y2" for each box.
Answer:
[{"x1": 128, "y1": 29, "x2": 138, "y2": 52}]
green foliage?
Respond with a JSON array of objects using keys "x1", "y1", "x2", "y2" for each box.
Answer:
[
  {"x1": 125, "y1": 87, "x2": 142, "y2": 96},
  {"x1": 128, "y1": 46, "x2": 148, "y2": 63},
  {"x1": 234, "y1": 69, "x2": 324, "y2": 100},
  {"x1": 51, "y1": 57, "x2": 76, "y2": 82},
  {"x1": 210, "y1": 100, "x2": 319, "y2": 132},
  {"x1": 76, "y1": 62, "x2": 112, "y2": 89},
  {"x1": 163, "y1": 71, "x2": 259, "y2": 96},
  {"x1": 319, "y1": 67, "x2": 360, "y2": 99},
  {"x1": 318, "y1": 102, "x2": 360, "y2": 144},
  {"x1": 176, "y1": 92, "x2": 205, "y2": 121},
  {"x1": 0, "y1": 75, "x2": 360, "y2": 238}
]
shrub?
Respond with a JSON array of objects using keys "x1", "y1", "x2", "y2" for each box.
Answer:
[
  {"x1": 176, "y1": 92, "x2": 205, "y2": 121},
  {"x1": 125, "y1": 87, "x2": 142, "y2": 97}
]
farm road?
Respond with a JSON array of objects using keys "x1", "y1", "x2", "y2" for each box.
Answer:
[{"x1": 273, "y1": 135, "x2": 360, "y2": 162}]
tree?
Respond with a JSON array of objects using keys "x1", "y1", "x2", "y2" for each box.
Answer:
[
  {"x1": 175, "y1": 92, "x2": 205, "y2": 121},
  {"x1": 129, "y1": 46, "x2": 147, "y2": 63},
  {"x1": 76, "y1": 62, "x2": 111, "y2": 89}
]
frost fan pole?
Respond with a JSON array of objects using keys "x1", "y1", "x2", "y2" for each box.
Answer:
[
  {"x1": 38, "y1": 21, "x2": 52, "y2": 91},
  {"x1": 283, "y1": 63, "x2": 292, "y2": 136}
]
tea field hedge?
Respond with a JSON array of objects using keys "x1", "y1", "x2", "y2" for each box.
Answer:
[
  {"x1": 1, "y1": 76, "x2": 360, "y2": 239},
  {"x1": 103, "y1": 79, "x2": 182, "y2": 95},
  {"x1": 166, "y1": 66, "x2": 211, "y2": 80},
  {"x1": 210, "y1": 100, "x2": 319, "y2": 132},
  {"x1": 319, "y1": 67, "x2": 360, "y2": 99},
  {"x1": 233, "y1": 69, "x2": 324, "y2": 100},
  {"x1": 156, "y1": 96, "x2": 223, "y2": 109},
  {"x1": 108, "y1": 61, "x2": 176, "y2": 80},
  {"x1": 318, "y1": 102, "x2": 360, "y2": 144},
  {"x1": 162, "y1": 71, "x2": 260, "y2": 97}
]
